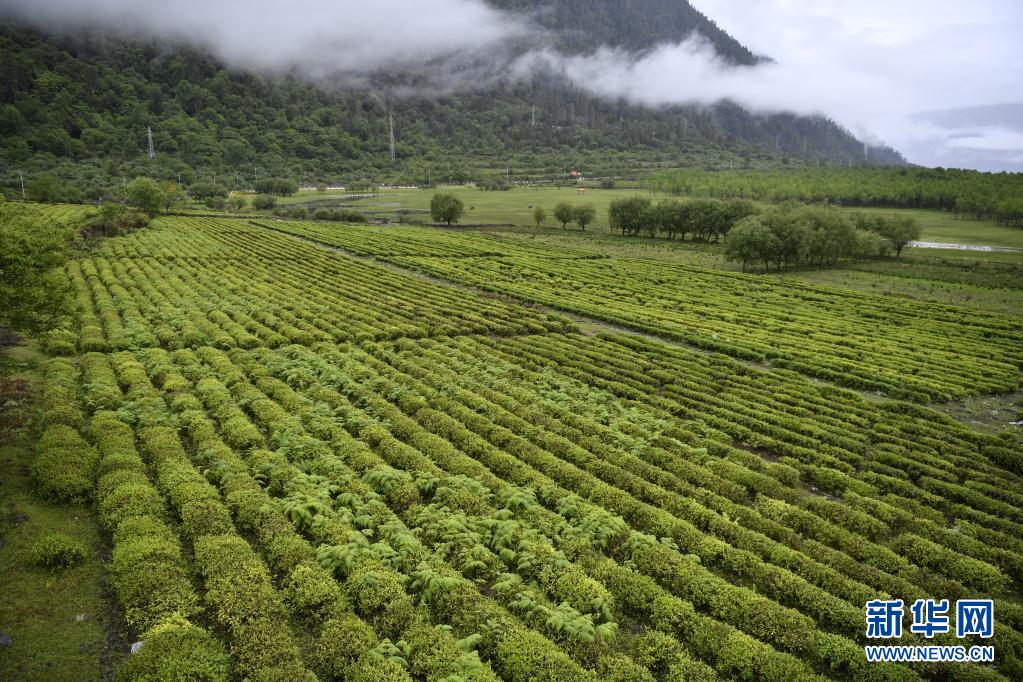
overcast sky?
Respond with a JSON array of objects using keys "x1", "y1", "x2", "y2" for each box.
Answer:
[
  {"x1": 692, "y1": 0, "x2": 1023, "y2": 170},
  {"x1": 2, "y1": 0, "x2": 1021, "y2": 171}
]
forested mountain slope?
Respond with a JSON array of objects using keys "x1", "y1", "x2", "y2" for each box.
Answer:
[{"x1": 0, "y1": 6, "x2": 904, "y2": 198}]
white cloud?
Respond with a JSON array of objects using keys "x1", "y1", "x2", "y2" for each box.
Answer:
[
  {"x1": 0, "y1": 0, "x2": 530, "y2": 79},
  {"x1": 690, "y1": 0, "x2": 1023, "y2": 169}
]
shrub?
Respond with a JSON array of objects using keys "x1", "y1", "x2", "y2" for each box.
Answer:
[
  {"x1": 348, "y1": 657, "x2": 411, "y2": 682},
  {"x1": 597, "y1": 654, "x2": 655, "y2": 681},
  {"x1": 98, "y1": 480, "x2": 166, "y2": 530},
  {"x1": 30, "y1": 533, "x2": 87, "y2": 568},
  {"x1": 41, "y1": 359, "x2": 83, "y2": 426},
  {"x1": 179, "y1": 498, "x2": 235, "y2": 538},
  {"x1": 114, "y1": 615, "x2": 231, "y2": 682},
  {"x1": 315, "y1": 615, "x2": 378, "y2": 679},
  {"x1": 194, "y1": 535, "x2": 305, "y2": 677},
  {"x1": 110, "y1": 525, "x2": 199, "y2": 631},
  {"x1": 252, "y1": 194, "x2": 277, "y2": 210},
  {"x1": 32, "y1": 424, "x2": 99, "y2": 502},
  {"x1": 42, "y1": 328, "x2": 77, "y2": 355},
  {"x1": 285, "y1": 562, "x2": 346, "y2": 623},
  {"x1": 336, "y1": 209, "x2": 367, "y2": 222}
]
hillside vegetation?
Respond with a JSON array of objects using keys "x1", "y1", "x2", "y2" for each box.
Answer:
[{"x1": 0, "y1": 15, "x2": 903, "y2": 200}]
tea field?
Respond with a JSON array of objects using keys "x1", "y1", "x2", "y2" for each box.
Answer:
[{"x1": 18, "y1": 215, "x2": 1023, "y2": 680}]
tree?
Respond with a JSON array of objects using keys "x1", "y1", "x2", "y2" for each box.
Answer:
[
  {"x1": 126, "y1": 177, "x2": 168, "y2": 216},
  {"x1": 0, "y1": 203, "x2": 71, "y2": 335},
  {"x1": 880, "y1": 216, "x2": 921, "y2": 257},
  {"x1": 26, "y1": 173, "x2": 75, "y2": 203},
  {"x1": 608, "y1": 196, "x2": 652, "y2": 236},
  {"x1": 653, "y1": 200, "x2": 683, "y2": 239},
  {"x1": 553, "y1": 202, "x2": 574, "y2": 229},
  {"x1": 573, "y1": 204, "x2": 596, "y2": 231},
  {"x1": 227, "y1": 195, "x2": 247, "y2": 211},
  {"x1": 85, "y1": 203, "x2": 149, "y2": 237},
  {"x1": 254, "y1": 177, "x2": 298, "y2": 196},
  {"x1": 252, "y1": 194, "x2": 276, "y2": 210},
  {"x1": 189, "y1": 181, "x2": 228, "y2": 201},
  {"x1": 430, "y1": 193, "x2": 464, "y2": 225},
  {"x1": 722, "y1": 216, "x2": 779, "y2": 272},
  {"x1": 533, "y1": 206, "x2": 547, "y2": 228}
]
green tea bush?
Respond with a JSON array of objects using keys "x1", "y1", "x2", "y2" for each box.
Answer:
[
  {"x1": 115, "y1": 616, "x2": 231, "y2": 682},
  {"x1": 194, "y1": 535, "x2": 307, "y2": 678},
  {"x1": 110, "y1": 518, "x2": 199, "y2": 631},
  {"x1": 314, "y1": 614, "x2": 378, "y2": 679},
  {"x1": 32, "y1": 424, "x2": 98, "y2": 502},
  {"x1": 30, "y1": 533, "x2": 87, "y2": 568},
  {"x1": 41, "y1": 328, "x2": 77, "y2": 355}
]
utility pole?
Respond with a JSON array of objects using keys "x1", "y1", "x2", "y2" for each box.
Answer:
[
  {"x1": 19, "y1": 170, "x2": 25, "y2": 199},
  {"x1": 388, "y1": 113, "x2": 396, "y2": 162},
  {"x1": 531, "y1": 104, "x2": 536, "y2": 128},
  {"x1": 147, "y1": 126, "x2": 155, "y2": 159}
]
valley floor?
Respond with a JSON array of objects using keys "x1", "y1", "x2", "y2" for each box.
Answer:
[{"x1": 3, "y1": 209, "x2": 1021, "y2": 681}]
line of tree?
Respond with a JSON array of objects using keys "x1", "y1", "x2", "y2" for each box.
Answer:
[
  {"x1": 608, "y1": 197, "x2": 756, "y2": 240},
  {"x1": 550, "y1": 202, "x2": 596, "y2": 229},
  {"x1": 722, "y1": 203, "x2": 921, "y2": 271},
  {"x1": 992, "y1": 199, "x2": 1023, "y2": 228},
  {"x1": 646, "y1": 167, "x2": 1023, "y2": 226},
  {"x1": 253, "y1": 177, "x2": 299, "y2": 196}
]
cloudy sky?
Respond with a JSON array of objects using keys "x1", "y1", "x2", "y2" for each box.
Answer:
[
  {"x1": 2, "y1": 0, "x2": 1021, "y2": 170},
  {"x1": 693, "y1": 0, "x2": 1023, "y2": 170}
]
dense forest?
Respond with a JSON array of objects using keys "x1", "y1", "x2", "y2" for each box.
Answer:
[
  {"x1": 646, "y1": 167, "x2": 1023, "y2": 226},
  {"x1": 0, "y1": 12, "x2": 903, "y2": 199}
]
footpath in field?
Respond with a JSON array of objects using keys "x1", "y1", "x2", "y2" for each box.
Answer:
[{"x1": 35, "y1": 215, "x2": 1023, "y2": 680}]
